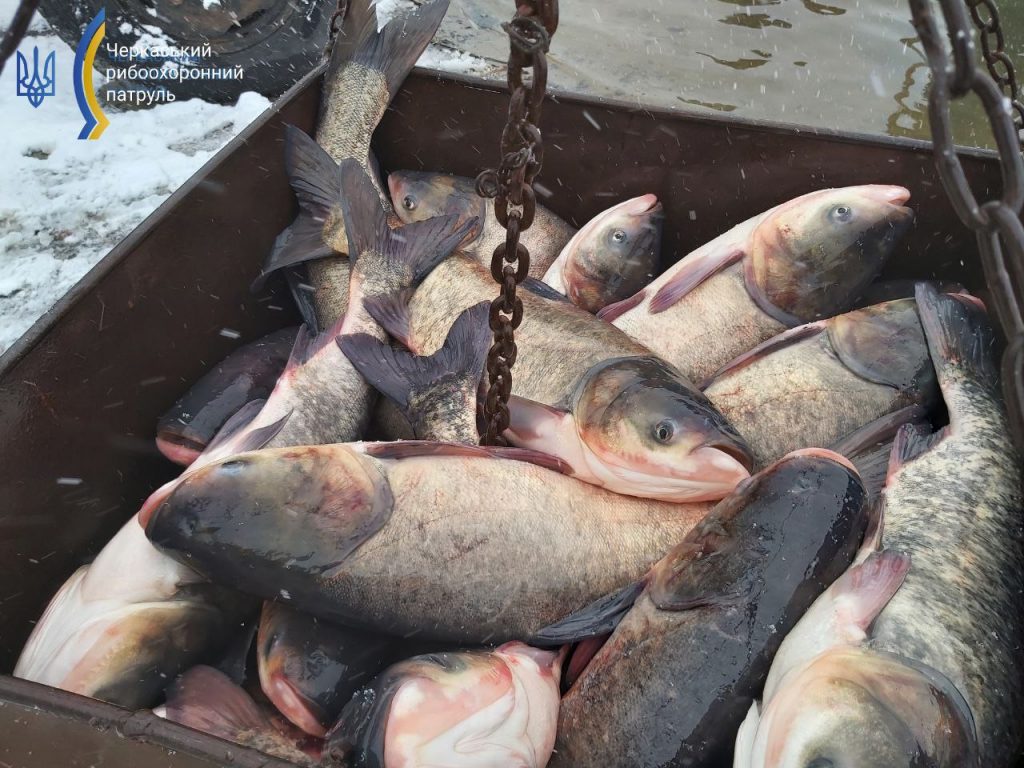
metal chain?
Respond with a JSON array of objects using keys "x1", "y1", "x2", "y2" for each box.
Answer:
[
  {"x1": 967, "y1": 0, "x2": 1024, "y2": 142},
  {"x1": 910, "y1": 0, "x2": 1024, "y2": 449},
  {"x1": 475, "y1": 0, "x2": 558, "y2": 446},
  {"x1": 322, "y1": 0, "x2": 350, "y2": 65},
  {"x1": 0, "y1": 0, "x2": 41, "y2": 76}
]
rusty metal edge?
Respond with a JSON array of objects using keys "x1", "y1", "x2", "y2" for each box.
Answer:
[
  {"x1": 1, "y1": 61, "x2": 998, "y2": 381},
  {"x1": 0, "y1": 676, "x2": 296, "y2": 768}
]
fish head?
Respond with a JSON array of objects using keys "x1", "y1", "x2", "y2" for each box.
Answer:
[
  {"x1": 257, "y1": 602, "x2": 392, "y2": 738},
  {"x1": 748, "y1": 185, "x2": 913, "y2": 323},
  {"x1": 561, "y1": 194, "x2": 663, "y2": 310},
  {"x1": 325, "y1": 643, "x2": 561, "y2": 768},
  {"x1": 145, "y1": 445, "x2": 393, "y2": 607},
  {"x1": 648, "y1": 449, "x2": 866, "y2": 613},
  {"x1": 387, "y1": 171, "x2": 485, "y2": 246},
  {"x1": 825, "y1": 297, "x2": 938, "y2": 397},
  {"x1": 571, "y1": 356, "x2": 753, "y2": 501},
  {"x1": 758, "y1": 649, "x2": 978, "y2": 768}
]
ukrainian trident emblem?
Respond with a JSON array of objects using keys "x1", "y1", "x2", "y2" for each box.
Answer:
[{"x1": 16, "y1": 47, "x2": 56, "y2": 108}]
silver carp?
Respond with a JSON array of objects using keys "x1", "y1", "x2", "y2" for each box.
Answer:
[{"x1": 600, "y1": 186, "x2": 913, "y2": 383}]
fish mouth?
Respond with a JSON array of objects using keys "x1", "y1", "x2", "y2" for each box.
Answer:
[
  {"x1": 386, "y1": 172, "x2": 402, "y2": 202},
  {"x1": 623, "y1": 193, "x2": 661, "y2": 216},
  {"x1": 156, "y1": 435, "x2": 203, "y2": 467},
  {"x1": 265, "y1": 669, "x2": 328, "y2": 738},
  {"x1": 861, "y1": 184, "x2": 911, "y2": 207},
  {"x1": 684, "y1": 445, "x2": 752, "y2": 493}
]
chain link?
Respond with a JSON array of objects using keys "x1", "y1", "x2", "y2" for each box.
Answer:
[
  {"x1": 322, "y1": 0, "x2": 350, "y2": 65},
  {"x1": 910, "y1": 0, "x2": 1024, "y2": 449},
  {"x1": 967, "y1": 0, "x2": 1024, "y2": 140},
  {"x1": 475, "y1": 0, "x2": 558, "y2": 446}
]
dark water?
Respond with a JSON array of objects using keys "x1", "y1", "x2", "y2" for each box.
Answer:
[{"x1": 436, "y1": 0, "x2": 1024, "y2": 148}]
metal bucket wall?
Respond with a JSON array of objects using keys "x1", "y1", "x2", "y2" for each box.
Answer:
[{"x1": 0, "y1": 66, "x2": 1008, "y2": 766}]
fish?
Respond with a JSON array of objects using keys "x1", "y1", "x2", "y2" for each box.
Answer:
[
  {"x1": 156, "y1": 326, "x2": 298, "y2": 466},
  {"x1": 155, "y1": 665, "x2": 321, "y2": 767},
  {"x1": 256, "y1": 0, "x2": 451, "y2": 329},
  {"x1": 866, "y1": 284, "x2": 1024, "y2": 765},
  {"x1": 257, "y1": 602, "x2": 402, "y2": 738},
  {"x1": 12, "y1": 401, "x2": 287, "y2": 708},
  {"x1": 375, "y1": 255, "x2": 753, "y2": 502},
  {"x1": 737, "y1": 648, "x2": 979, "y2": 768},
  {"x1": 388, "y1": 170, "x2": 576, "y2": 279},
  {"x1": 542, "y1": 194, "x2": 663, "y2": 313},
  {"x1": 550, "y1": 449, "x2": 868, "y2": 768},
  {"x1": 322, "y1": 642, "x2": 563, "y2": 768},
  {"x1": 249, "y1": 146, "x2": 476, "y2": 457},
  {"x1": 145, "y1": 441, "x2": 712, "y2": 644},
  {"x1": 341, "y1": 301, "x2": 490, "y2": 444},
  {"x1": 703, "y1": 297, "x2": 939, "y2": 467},
  {"x1": 733, "y1": 537, "x2": 978, "y2": 768},
  {"x1": 599, "y1": 186, "x2": 913, "y2": 383}
]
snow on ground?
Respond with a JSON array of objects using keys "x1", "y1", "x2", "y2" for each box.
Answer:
[
  {"x1": 0, "y1": 4, "x2": 270, "y2": 354},
  {"x1": 0, "y1": 0, "x2": 491, "y2": 355}
]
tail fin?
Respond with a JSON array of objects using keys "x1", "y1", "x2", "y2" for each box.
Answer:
[
  {"x1": 914, "y1": 283, "x2": 998, "y2": 393},
  {"x1": 364, "y1": 288, "x2": 415, "y2": 351},
  {"x1": 338, "y1": 302, "x2": 490, "y2": 440},
  {"x1": 329, "y1": 0, "x2": 451, "y2": 100},
  {"x1": 337, "y1": 158, "x2": 477, "y2": 288},
  {"x1": 254, "y1": 126, "x2": 342, "y2": 288}
]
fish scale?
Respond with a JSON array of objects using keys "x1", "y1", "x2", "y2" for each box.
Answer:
[
  {"x1": 870, "y1": 375, "x2": 1024, "y2": 766},
  {"x1": 618, "y1": 261, "x2": 785, "y2": 385}
]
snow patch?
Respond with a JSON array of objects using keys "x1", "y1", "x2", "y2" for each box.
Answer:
[{"x1": 0, "y1": 9, "x2": 269, "y2": 353}]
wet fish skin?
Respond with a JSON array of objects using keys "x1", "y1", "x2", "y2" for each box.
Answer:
[
  {"x1": 388, "y1": 170, "x2": 576, "y2": 279},
  {"x1": 341, "y1": 302, "x2": 489, "y2": 444},
  {"x1": 157, "y1": 665, "x2": 321, "y2": 767},
  {"x1": 257, "y1": 602, "x2": 402, "y2": 737},
  {"x1": 12, "y1": 518, "x2": 252, "y2": 709},
  {"x1": 146, "y1": 442, "x2": 711, "y2": 644},
  {"x1": 157, "y1": 326, "x2": 298, "y2": 465},
  {"x1": 734, "y1": 541, "x2": 977, "y2": 767},
  {"x1": 738, "y1": 647, "x2": 979, "y2": 768},
  {"x1": 552, "y1": 449, "x2": 868, "y2": 768},
  {"x1": 11, "y1": 401, "x2": 286, "y2": 708},
  {"x1": 868, "y1": 285, "x2": 1024, "y2": 765},
  {"x1": 703, "y1": 297, "x2": 939, "y2": 467},
  {"x1": 263, "y1": 0, "x2": 451, "y2": 328},
  {"x1": 603, "y1": 185, "x2": 912, "y2": 383},
  {"x1": 323, "y1": 642, "x2": 562, "y2": 768},
  {"x1": 543, "y1": 194, "x2": 663, "y2": 313},
  {"x1": 396, "y1": 253, "x2": 753, "y2": 500}
]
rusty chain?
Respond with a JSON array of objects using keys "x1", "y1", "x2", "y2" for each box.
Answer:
[
  {"x1": 967, "y1": 0, "x2": 1024, "y2": 141},
  {"x1": 475, "y1": 0, "x2": 558, "y2": 446},
  {"x1": 910, "y1": 0, "x2": 1024, "y2": 449},
  {"x1": 322, "y1": 0, "x2": 350, "y2": 64}
]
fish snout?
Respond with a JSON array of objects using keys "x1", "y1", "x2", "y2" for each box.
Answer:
[
  {"x1": 861, "y1": 184, "x2": 911, "y2": 207},
  {"x1": 689, "y1": 444, "x2": 752, "y2": 490}
]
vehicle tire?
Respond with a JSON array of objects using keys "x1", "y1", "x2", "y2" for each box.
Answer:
[{"x1": 38, "y1": 0, "x2": 333, "y2": 103}]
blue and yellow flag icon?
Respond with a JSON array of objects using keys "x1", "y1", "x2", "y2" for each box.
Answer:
[{"x1": 74, "y1": 9, "x2": 109, "y2": 140}]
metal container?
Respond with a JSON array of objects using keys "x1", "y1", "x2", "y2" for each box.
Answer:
[{"x1": 0, "y1": 64, "x2": 1010, "y2": 766}]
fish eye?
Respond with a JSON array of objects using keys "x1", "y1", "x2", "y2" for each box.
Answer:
[
  {"x1": 402, "y1": 195, "x2": 417, "y2": 211},
  {"x1": 806, "y1": 759, "x2": 835, "y2": 768},
  {"x1": 829, "y1": 204, "x2": 853, "y2": 223},
  {"x1": 652, "y1": 419, "x2": 675, "y2": 444},
  {"x1": 611, "y1": 228, "x2": 628, "y2": 244}
]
